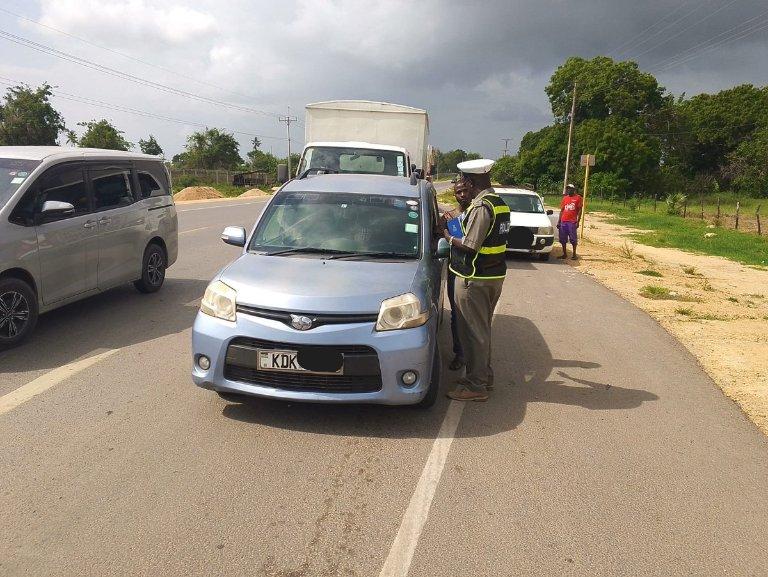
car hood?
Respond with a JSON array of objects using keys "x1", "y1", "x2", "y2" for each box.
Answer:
[
  {"x1": 508, "y1": 212, "x2": 553, "y2": 228},
  {"x1": 219, "y1": 253, "x2": 419, "y2": 314}
]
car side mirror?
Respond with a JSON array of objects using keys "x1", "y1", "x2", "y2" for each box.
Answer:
[
  {"x1": 435, "y1": 237, "x2": 450, "y2": 259},
  {"x1": 546, "y1": 209, "x2": 554, "y2": 215},
  {"x1": 40, "y1": 200, "x2": 75, "y2": 220},
  {"x1": 221, "y1": 226, "x2": 247, "y2": 247}
]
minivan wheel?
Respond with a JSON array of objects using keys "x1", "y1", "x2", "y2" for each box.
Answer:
[
  {"x1": 415, "y1": 344, "x2": 441, "y2": 409},
  {"x1": 134, "y1": 243, "x2": 166, "y2": 294},
  {"x1": 0, "y1": 278, "x2": 38, "y2": 350}
]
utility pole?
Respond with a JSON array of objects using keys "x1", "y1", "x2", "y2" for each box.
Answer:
[
  {"x1": 279, "y1": 106, "x2": 298, "y2": 177},
  {"x1": 562, "y1": 81, "x2": 577, "y2": 194},
  {"x1": 502, "y1": 138, "x2": 513, "y2": 157}
]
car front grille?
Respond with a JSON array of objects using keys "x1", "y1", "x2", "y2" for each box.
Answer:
[
  {"x1": 223, "y1": 337, "x2": 382, "y2": 394},
  {"x1": 236, "y1": 305, "x2": 378, "y2": 329},
  {"x1": 507, "y1": 226, "x2": 535, "y2": 249}
]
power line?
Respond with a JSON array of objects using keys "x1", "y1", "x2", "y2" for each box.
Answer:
[
  {"x1": 279, "y1": 108, "x2": 299, "y2": 175},
  {"x1": 613, "y1": 1, "x2": 707, "y2": 59},
  {"x1": 654, "y1": 12, "x2": 768, "y2": 71},
  {"x1": 0, "y1": 28, "x2": 283, "y2": 119},
  {"x1": 0, "y1": 6, "x2": 260, "y2": 104},
  {"x1": 628, "y1": 0, "x2": 742, "y2": 61},
  {"x1": 0, "y1": 75, "x2": 289, "y2": 142},
  {"x1": 501, "y1": 138, "x2": 512, "y2": 157},
  {"x1": 608, "y1": 0, "x2": 695, "y2": 58}
]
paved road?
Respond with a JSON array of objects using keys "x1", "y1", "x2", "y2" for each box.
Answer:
[{"x1": 2, "y1": 198, "x2": 767, "y2": 577}]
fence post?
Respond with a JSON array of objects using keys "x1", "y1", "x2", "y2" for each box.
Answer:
[
  {"x1": 735, "y1": 201, "x2": 740, "y2": 230},
  {"x1": 654, "y1": 195, "x2": 657, "y2": 212},
  {"x1": 682, "y1": 199, "x2": 687, "y2": 219},
  {"x1": 757, "y1": 205, "x2": 762, "y2": 236},
  {"x1": 716, "y1": 196, "x2": 721, "y2": 220},
  {"x1": 700, "y1": 192, "x2": 704, "y2": 219}
]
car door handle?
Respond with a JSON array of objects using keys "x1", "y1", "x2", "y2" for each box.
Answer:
[
  {"x1": 98, "y1": 217, "x2": 112, "y2": 225},
  {"x1": 83, "y1": 220, "x2": 96, "y2": 229}
]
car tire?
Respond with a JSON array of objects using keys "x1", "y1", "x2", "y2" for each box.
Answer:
[
  {"x1": 415, "y1": 343, "x2": 440, "y2": 409},
  {"x1": 134, "y1": 243, "x2": 167, "y2": 294},
  {"x1": 0, "y1": 277, "x2": 39, "y2": 350},
  {"x1": 538, "y1": 252, "x2": 551, "y2": 261}
]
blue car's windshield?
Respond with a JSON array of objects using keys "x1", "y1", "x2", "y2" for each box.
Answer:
[
  {"x1": 0, "y1": 158, "x2": 40, "y2": 207},
  {"x1": 249, "y1": 190, "x2": 421, "y2": 258}
]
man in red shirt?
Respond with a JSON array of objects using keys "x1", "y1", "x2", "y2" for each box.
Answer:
[{"x1": 557, "y1": 183, "x2": 583, "y2": 260}]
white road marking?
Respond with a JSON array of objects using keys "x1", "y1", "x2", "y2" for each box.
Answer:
[
  {"x1": 179, "y1": 226, "x2": 212, "y2": 235},
  {"x1": 379, "y1": 401, "x2": 466, "y2": 577},
  {"x1": 0, "y1": 349, "x2": 119, "y2": 416},
  {"x1": 177, "y1": 201, "x2": 267, "y2": 213}
]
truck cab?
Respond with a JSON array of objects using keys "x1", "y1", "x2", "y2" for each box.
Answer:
[{"x1": 297, "y1": 142, "x2": 412, "y2": 179}]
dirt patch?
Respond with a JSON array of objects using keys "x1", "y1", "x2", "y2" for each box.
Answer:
[
  {"x1": 567, "y1": 212, "x2": 768, "y2": 435},
  {"x1": 239, "y1": 188, "x2": 268, "y2": 198},
  {"x1": 173, "y1": 186, "x2": 223, "y2": 201}
]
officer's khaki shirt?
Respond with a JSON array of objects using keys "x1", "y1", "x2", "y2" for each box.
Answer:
[{"x1": 461, "y1": 188, "x2": 495, "y2": 251}]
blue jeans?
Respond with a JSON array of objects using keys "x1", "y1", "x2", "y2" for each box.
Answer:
[{"x1": 447, "y1": 270, "x2": 464, "y2": 359}]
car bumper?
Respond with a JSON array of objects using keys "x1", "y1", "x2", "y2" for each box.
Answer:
[
  {"x1": 506, "y1": 235, "x2": 554, "y2": 254},
  {"x1": 191, "y1": 310, "x2": 437, "y2": 405}
]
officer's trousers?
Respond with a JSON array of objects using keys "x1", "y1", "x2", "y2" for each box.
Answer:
[{"x1": 454, "y1": 277, "x2": 504, "y2": 392}]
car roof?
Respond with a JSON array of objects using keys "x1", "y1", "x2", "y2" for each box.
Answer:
[
  {"x1": 495, "y1": 187, "x2": 540, "y2": 197},
  {"x1": 0, "y1": 146, "x2": 162, "y2": 162},
  {"x1": 281, "y1": 174, "x2": 421, "y2": 198}
]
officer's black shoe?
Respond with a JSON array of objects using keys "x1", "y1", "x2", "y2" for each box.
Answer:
[{"x1": 449, "y1": 356, "x2": 465, "y2": 371}]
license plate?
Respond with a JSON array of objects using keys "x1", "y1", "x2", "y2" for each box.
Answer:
[{"x1": 258, "y1": 349, "x2": 304, "y2": 372}]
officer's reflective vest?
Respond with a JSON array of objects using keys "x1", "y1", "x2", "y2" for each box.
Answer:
[{"x1": 449, "y1": 192, "x2": 511, "y2": 280}]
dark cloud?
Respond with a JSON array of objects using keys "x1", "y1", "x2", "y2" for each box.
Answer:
[{"x1": 2, "y1": 0, "x2": 766, "y2": 158}]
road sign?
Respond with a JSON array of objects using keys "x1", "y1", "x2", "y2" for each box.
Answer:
[{"x1": 580, "y1": 154, "x2": 596, "y2": 167}]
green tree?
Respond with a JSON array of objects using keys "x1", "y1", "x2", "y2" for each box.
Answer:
[
  {"x1": 516, "y1": 124, "x2": 568, "y2": 188},
  {"x1": 723, "y1": 127, "x2": 768, "y2": 197},
  {"x1": 491, "y1": 155, "x2": 519, "y2": 185},
  {"x1": 546, "y1": 56, "x2": 667, "y2": 122},
  {"x1": 138, "y1": 134, "x2": 163, "y2": 156},
  {"x1": 183, "y1": 128, "x2": 242, "y2": 169},
  {"x1": 0, "y1": 83, "x2": 66, "y2": 145},
  {"x1": 72, "y1": 119, "x2": 132, "y2": 150}
]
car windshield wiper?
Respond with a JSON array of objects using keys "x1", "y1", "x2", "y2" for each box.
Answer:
[
  {"x1": 262, "y1": 247, "x2": 354, "y2": 257},
  {"x1": 327, "y1": 251, "x2": 416, "y2": 260}
]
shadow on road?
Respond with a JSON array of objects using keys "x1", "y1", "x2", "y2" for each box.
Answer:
[
  {"x1": 0, "y1": 277, "x2": 208, "y2": 375},
  {"x1": 221, "y1": 313, "x2": 658, "y2": 439}
]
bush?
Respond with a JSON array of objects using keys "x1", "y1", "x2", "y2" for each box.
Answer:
[
  {"x1": 665, "y1": 192, "x2": 687, "y2": 216},
  {"x1": 174, "y1": 175, "x2": 202, "y2": 189}
]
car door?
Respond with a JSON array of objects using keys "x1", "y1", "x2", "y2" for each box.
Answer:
[
  {"x1": 88, "y1": 162, "x2": 145, "y2": 289},
  {"x1": 34, "y1": 162, "x2": 99, "y2": 305}
]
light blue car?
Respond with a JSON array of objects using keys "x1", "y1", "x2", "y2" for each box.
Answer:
[{"x1": 192, "y1": 174, "x2": 449, "y2": 407}]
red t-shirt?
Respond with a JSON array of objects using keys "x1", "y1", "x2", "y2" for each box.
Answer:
[{"x1": 560, "y1": 194, "x2": 583, "y2": 222}]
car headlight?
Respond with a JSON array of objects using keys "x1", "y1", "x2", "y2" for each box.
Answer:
[
  {"x1": 376, "y1": 293, "x2": 429, "y2": 331},
  {"x1": 200, "y1": 280, "x2": 237, "y2": 321},
  {"x1": 539, "y1": 226, "x2": 554, "y2": 235}
]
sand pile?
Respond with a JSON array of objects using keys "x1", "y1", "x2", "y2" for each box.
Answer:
[
  {"x1": 174, "y1": 186, "x2": 222, "y2": 201},
  {"x1": 240, "y1": 188, "x2": 268, "y2": 198}
]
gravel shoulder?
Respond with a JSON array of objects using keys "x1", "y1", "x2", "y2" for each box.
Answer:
[{"x1": 564, "y1": 212, "x2": 768, "y2": 435}]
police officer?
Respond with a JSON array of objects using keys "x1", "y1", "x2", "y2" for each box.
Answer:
[{"x1": 442, "y1": 159, "x2": 510, "y2": 401}]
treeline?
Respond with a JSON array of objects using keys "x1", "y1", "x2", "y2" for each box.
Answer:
[
  {"x1": 0, "y1": 82, "x2": 295, "y2": 173},
  {"x1": 493, "y1": 56, "x2": 768, "y2": 199}
]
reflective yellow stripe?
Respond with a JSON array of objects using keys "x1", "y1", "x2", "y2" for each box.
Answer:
[{"x1": 478, "y1": 245, "x2": 507, "y2": 255}]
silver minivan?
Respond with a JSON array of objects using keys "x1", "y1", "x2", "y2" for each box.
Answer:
[{"x1": 0, "y1": 146, "x2": 178, "y2": 349}]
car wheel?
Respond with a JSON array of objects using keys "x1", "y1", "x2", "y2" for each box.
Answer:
[
  {"x1": 538, "y1": 252, "x2": 551, "y2": 261},
  {"x1": 415, "y1": 343, "x2": 441, "y2": 409},
  {"x1": 0, "y1": 277, "x2": 39, "y2": 350},
  {"x1": 134, "y1": 243, "x2": 166, "y2": 294}
]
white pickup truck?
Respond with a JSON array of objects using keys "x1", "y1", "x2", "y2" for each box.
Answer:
[{"x1": 297, "y1": 100, "x2": 430, "y2": 179}]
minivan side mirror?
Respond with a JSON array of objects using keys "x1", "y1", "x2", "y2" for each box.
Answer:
[
  {"x1": 546, "y1": 209, "x2": 554, "y2": 215},
  {"x1": 277, "y1": 164, "x2": 289, "y2": 184},
  {"x1": 435, "y1": 237, "x2": 450, "y2": 259},
  {"x1": 40, "y1": 200, "x2": 75, "y2": 220},
  {"x1": 221, "y1": 226, "x2": 247, "y2": 247}
]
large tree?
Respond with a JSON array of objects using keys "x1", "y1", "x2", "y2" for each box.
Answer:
[
  {"x1": 0, "y1": 83, "x2": 66, "y2": 145},
  {"x1": 139, "y1": 134, "x2": 163, "y2": 156},
  {"x1": 71, "y1": 119, "x2": 132, "y2": 150},
  {"x1": 183, "y1": 128, "x2": 242, "y2": 169}
]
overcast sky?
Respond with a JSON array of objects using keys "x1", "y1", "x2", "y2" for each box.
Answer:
[{"x1": 1, "y1": 0, "x2": 767, "y2": 159}]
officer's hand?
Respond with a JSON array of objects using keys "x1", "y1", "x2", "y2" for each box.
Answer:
[{"x1": 443, "y1": 228, "x2": 451, "y2": 241}]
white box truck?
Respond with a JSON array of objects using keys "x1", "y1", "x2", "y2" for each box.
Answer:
[{"x1": 297, "y1": 100, "x2": 430, "y2": 179}]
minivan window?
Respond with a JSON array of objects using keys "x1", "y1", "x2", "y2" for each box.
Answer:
[
  {"x1": 39, "y1": 163, "x2": 89, "y2": 215},
  {"x1": 91, "y1": 165, "x2": 134, "y2": 210},
  {"x1": 1, "y1": 158, "x2": 41, "y2": 207},
  {"x1": 250, "y1": 191, "x2": 421, "y2": 257},
  {"x1": 137, "y1": 172, "x2": 162, "y2": 198}
]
